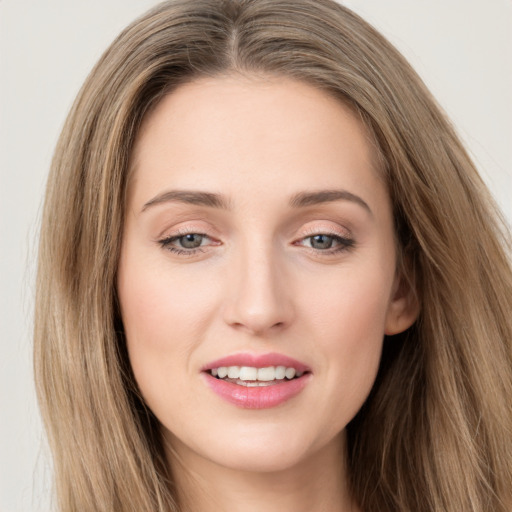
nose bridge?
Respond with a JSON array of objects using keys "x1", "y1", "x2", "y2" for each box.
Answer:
[{"x1": 223, "y1": 235, "x2": 293, "y2": 335}]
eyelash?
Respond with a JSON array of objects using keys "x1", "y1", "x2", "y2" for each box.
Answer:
[
  {"x1": 158, "y1": 231, "x2": 213, "y2": 256},
  {"x1": 157, "y1": 230, "x2": 355, "y2": 256},
  {"x1": 294, "y1": 232, "x2": 355, "y2": 255}
]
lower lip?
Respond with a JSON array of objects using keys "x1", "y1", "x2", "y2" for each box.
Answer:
[{"x1": 202, "y1": 372, "x2": 311, "y2": 409}]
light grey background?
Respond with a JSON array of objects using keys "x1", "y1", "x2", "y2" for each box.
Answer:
[{"x1": 1, "y1": 1, "x2": 511, "y2": 510}]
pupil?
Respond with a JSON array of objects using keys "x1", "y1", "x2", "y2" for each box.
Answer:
[
  {"x1": 180, "y1": 234, "x2": 203, "y2": 249},
  {"x1": 311, "y1": 234, "x2": 333, "y2": 249}
]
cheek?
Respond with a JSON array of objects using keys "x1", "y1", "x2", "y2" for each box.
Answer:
[
  {"x1": 303, "y1": 262, "x2": 392, "y2": 349},
  {"x1": 299, "y1": 263, "x2": 393, "y2": 423},
  {"x1": 117, "y1": 254, "x2": 218, "y2": 403},
  {"x1": 118, "y1": 254, "x2": 217, "y2": 344}
]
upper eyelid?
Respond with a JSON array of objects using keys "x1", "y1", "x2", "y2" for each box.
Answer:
[
  {"x1": 295, "y1": 225, "x2": 352, "y2": 239},
  {"x1": 156, "y1": 224, "x2": 216, "y2": 241},
  {"x1": 155, "y1": 218, "x2": 354, "y2": 242},
  {"x1": 157, "y1": 225, "x2": 352, "y2": 239},
  {"x1": 158, "y1": 229, "x2": 350, "y2": 240}
]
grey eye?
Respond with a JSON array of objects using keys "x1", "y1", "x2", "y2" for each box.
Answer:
[
  {"x1": 178, "y1": 234, "x2": 205, "y2": 249},
  {"x1": 308, "y1": 234, "x2": 335, "y2": 250}
]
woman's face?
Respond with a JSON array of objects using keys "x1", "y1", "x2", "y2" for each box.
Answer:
[{"x1": 117, "y1": 75, "x2": 416, "y2": 474}]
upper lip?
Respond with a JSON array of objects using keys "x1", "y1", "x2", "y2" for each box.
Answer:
[{"x1": 202, "y1": 352, "x2": 311, "y2": 374}]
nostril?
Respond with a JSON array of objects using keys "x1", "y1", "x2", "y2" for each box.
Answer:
[{"x1": 226, "y1": 317, "x2": 288, "y2": 336}]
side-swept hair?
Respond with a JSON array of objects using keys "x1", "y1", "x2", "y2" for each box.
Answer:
[{"x1": 34, "y1": 1, "x2": 512, "y2": 510}]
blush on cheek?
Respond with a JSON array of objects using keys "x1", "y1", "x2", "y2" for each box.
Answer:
[{"x1": 307, "y1": 274, "x2": 388, "y2": 403}]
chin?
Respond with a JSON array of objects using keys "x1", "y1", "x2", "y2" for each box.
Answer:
[
  {"x1": 207, "y1": 443, "x2": 313, "y2": 474},
  {"x1": 165, "y1": 420, "x2": 339, "y2": 475}
]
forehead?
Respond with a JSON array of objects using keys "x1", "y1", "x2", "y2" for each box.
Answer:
[{"x1": 128, "y1": 75, "x2": 387, "y2": 210}]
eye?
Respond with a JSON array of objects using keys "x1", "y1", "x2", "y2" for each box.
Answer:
[
  {"x1": 306, "y1": 234, "x2": 336, "y2": 250},
  {"x1": 158, "y1": 232, "x2": 215, "y2": 254},
  {"x1": 297, "y1": 233, "x2": 354, "y2": 253},
  {"x1": 175, "y1": 233, "x2": 206, "y2": 249}
]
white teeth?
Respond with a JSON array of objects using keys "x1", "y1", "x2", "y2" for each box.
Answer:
[
  {"x1": 275, "y1": 366, "x2": 286, "y2": 379},
  {"x1": 227, "y1": 366, "x2": 240, "y2": 379},
  {"x1": 239, "y1": 366, "x2": 258, "y2": 380},
  {"x1": 210, "y1": 365, "x2": 304, "y2": 381},
  {"x1": 285, "y1": 367, "x2": 296, "y2": 379},
  {"x1": 217, "y1": 366, "x2": 228, "y2": 378},
  {"x1": 257, "y1": 366, "x2": 275, "y2": 381}
]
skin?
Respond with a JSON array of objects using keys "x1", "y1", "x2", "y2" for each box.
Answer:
[{"x1": 117, "y1": 75, "x2": 418, "y2": 512}]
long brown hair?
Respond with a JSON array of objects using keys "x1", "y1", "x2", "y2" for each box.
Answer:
[{"x1": 34, "y1": 1, "x2": 512, "y2": 510}]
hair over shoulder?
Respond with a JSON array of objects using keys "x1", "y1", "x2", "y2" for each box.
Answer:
[{"x1": 34, "y1": 1, "x2": 512, "y2": 511}]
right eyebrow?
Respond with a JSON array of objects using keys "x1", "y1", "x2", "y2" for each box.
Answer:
[{"x1": 141, "y1": 190, "x2": 230, "y2": 213}]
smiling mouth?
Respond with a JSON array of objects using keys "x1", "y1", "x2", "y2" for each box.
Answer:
[
  {"x1": 203, "y1": 365, "x2": 311, "y2": 408},
  {"x1": 202, "y1": 353, "x2": 312, "y2": 408},
  {"x1": 208, "y1": 365, "x2": 307, "y2": 387}
]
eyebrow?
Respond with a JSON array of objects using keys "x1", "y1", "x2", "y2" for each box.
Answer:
[
  {"x1": 290, "y1": 189, "x2": 373, "y2": 216},
  {"x1": 141, "y1": 188, "x2": 372, "y2": 215},
  {"x1": 142, "y1": 190, "x2": 230, "y2": 212}
]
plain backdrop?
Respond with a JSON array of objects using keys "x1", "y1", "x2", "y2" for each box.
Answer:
[{"x1": 1, "y1": 1, "x2": 511, "y2": 510}]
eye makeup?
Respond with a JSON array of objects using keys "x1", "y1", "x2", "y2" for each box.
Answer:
[
  {"x1": 157, "y1": 229, "x2": 219, "y2": 256},
  {"x1": 157, "y1": 228, "x2": 355, "y2": 259},
  {"x1": 295, "y1": 232, "x2": 355, "y2": 254}
]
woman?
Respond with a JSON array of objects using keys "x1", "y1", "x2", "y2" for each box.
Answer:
[{"x1": 34, "y1": 0, "x2": 512, "y2": 511}]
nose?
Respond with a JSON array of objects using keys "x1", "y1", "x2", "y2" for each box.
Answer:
[{"x1": 222, "y1": 243, "x2": 294, "y2": 336}]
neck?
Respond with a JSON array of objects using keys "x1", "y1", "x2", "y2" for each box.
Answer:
[{"x1": 165, "y1": 432, "x2": 358, "y2": 512}]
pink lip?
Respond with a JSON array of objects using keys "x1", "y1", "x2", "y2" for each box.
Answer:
[
  {"x1": 201, "y1": 352, "x2": 312, "y2": 409},
  {"x1": 202, "y1": 372, "x2": 311, "y2": 409}
]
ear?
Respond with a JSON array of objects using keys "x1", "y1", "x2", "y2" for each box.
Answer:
[{"x1": 384, "y1": 271, "x2": 420, "y2": 335}]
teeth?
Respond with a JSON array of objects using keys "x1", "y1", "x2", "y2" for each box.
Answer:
[
  {"x1": 257, "y1": 367, "x2": 275, "y2": 381},
  {"x1": 275, "y1": 366, "x2": 286, "y2": 379},
  {"x1": 227, "y1": 366, "x2": 240, "y2": 379},
  {"x1": 210, "y1": 365, "x2": 304, "y2": 381},
  {"x1": 285, "y1": 367, "x2": 296, "y2": 379},
  {"x1": 239, "y1": 366, "x2": 258, "y2": 380}
]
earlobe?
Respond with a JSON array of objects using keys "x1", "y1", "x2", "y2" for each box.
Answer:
[{"x1": 384, "y1": 274, "x2": 420, "y2": 335}]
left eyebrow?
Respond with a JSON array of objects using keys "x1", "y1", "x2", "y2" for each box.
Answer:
[{"x1": 289, "y1": 189, "x2": 373, "y2": 217}]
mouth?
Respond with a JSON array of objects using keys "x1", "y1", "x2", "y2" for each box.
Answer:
[
  {"x1": 201, "y1": 353, "x2": 312, "y2": 409},
  {"x1": 208, "y1": 365, "x2": 307, "y2": 386}
]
